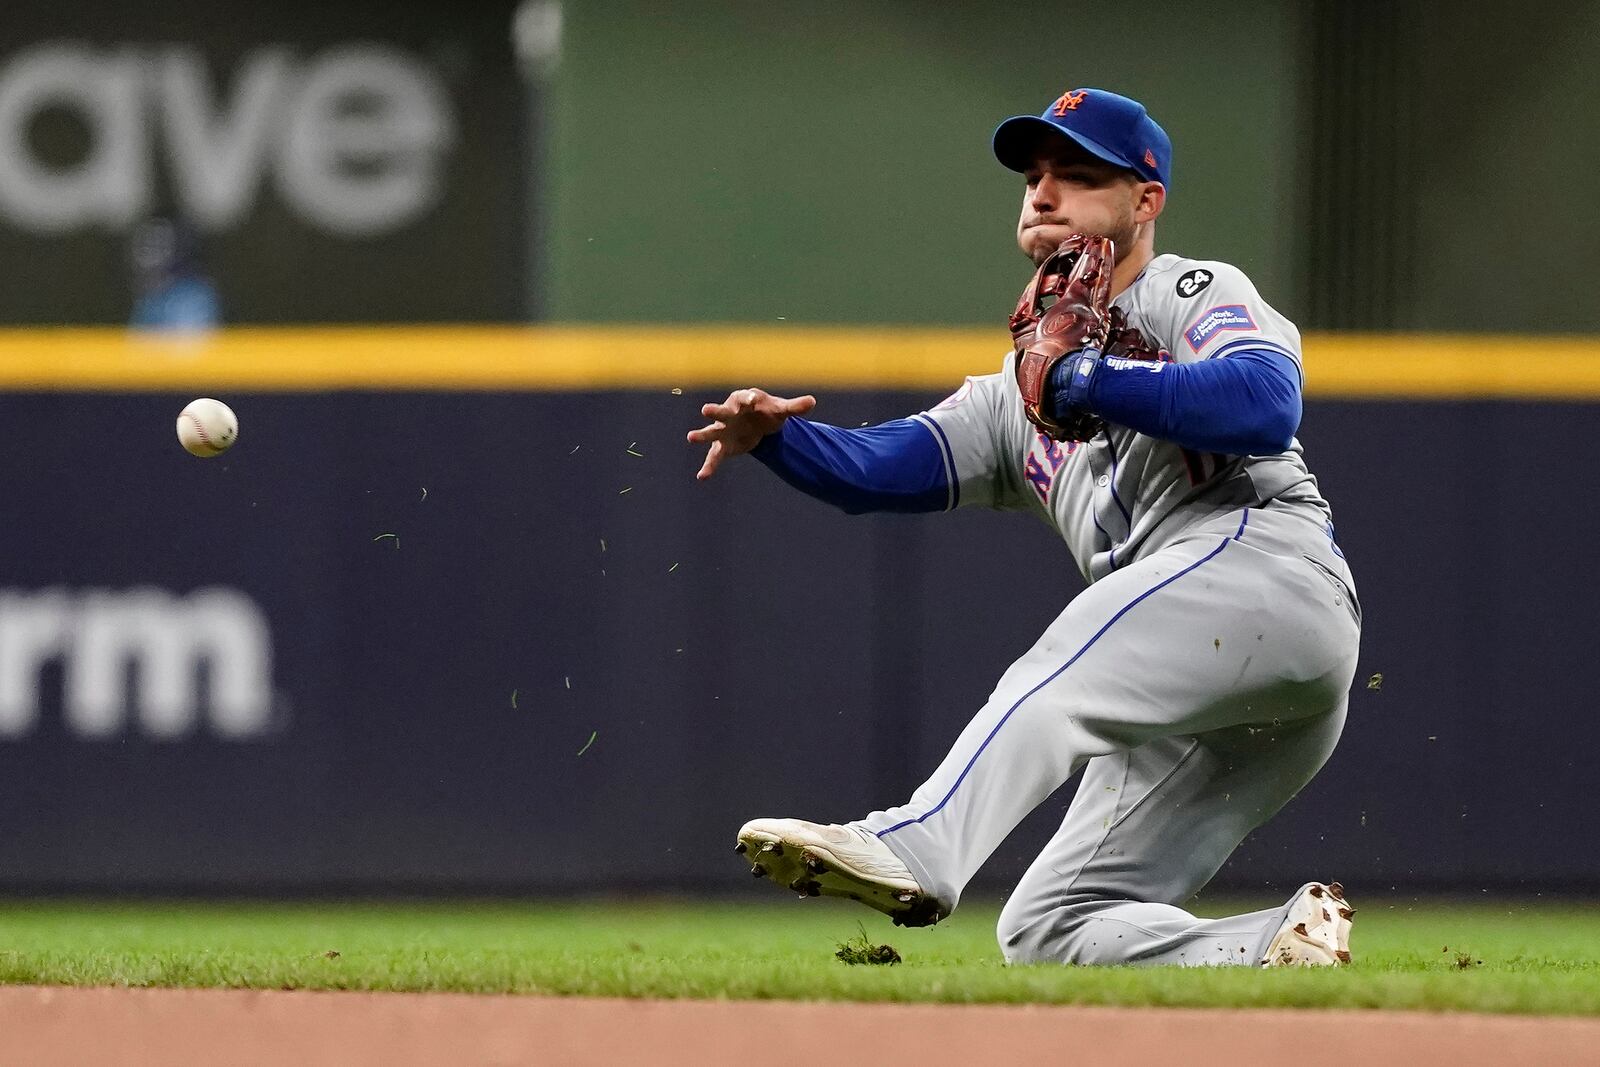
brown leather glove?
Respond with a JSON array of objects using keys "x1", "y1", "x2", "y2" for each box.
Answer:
[{"x1": 1008, "y1": 234, "x2": 1117, "y2": 441}]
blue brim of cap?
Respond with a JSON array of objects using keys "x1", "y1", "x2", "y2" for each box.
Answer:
[{"x1": 992, "y1": 115, "x2": 1133, "y2": 174}]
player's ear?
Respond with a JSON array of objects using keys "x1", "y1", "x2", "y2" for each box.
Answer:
[{"x1": 1134, "y1": 181, "x2": 1166, "y2": 224}]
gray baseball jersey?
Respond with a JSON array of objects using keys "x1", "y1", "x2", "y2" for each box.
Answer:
[
  {"x1": 912, "y1": 253, "x2": 1330, "y2": 583},
  {"x1": 848, "y1": 254, "x2": 1363, "y2": 965}
]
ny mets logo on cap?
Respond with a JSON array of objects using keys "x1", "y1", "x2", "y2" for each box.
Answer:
[
  {"x1": 1052, "y1": 89, "x2": 1087, "y2": 115},
  {"x1": 993, "y1": 87, "x2": 1174, "y2": 190}
]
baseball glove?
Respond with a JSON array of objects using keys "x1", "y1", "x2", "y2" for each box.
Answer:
[{"x1": 1008, "y1": 234, "x2": 1123, "y2": 441}]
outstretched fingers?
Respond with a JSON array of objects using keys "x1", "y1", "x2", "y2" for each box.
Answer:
[
  {"x1": 686, "y1": 420, "x2": 725, "y2": 444},
  {"x1": 688, "y1": 389, "x2": 816, "y2": 482},
  {"x1": 703, "y1": 389, "x2": 761, "y2": 421},
  {"x1": 696, "y1": 439, "x2": 726, "y2": 481}
]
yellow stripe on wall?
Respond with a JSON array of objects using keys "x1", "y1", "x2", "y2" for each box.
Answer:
[{"x1": 0, "y1": 326, "x2": 1595, "y2": 399}]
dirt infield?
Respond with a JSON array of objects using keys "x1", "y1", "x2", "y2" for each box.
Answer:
[{"x1": 5, "y1": 986, "x2": 1599, "y2": 1066}]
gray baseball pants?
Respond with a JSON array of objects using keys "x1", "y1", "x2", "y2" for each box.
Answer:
[{"x1": 851, "y1": 502, "x2": 1361, "y2": 966}]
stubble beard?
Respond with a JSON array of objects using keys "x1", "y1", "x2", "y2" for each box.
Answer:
[
  {"x1": 1103, "y1": 211, "x2": 1139, "y2": 265},
  {"x1": 1023, "y1": 211, "x2": 1139, "y2": 267}
]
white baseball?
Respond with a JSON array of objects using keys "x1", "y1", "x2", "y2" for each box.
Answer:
[{"x1": 176, "y1": 398, "x2": 239, "y2": 458}]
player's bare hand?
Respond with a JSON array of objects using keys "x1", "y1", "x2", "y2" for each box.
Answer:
[{"x1": 687, "y1": 388, "x2": 817, "y2": 481}]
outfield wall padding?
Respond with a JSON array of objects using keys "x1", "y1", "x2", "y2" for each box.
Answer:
[{"x1": 0, "y1": 388, "x2": 1590, "y2": 895}]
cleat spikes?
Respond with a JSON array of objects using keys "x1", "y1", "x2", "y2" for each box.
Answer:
[
  {"x1": 730, "y1": 817, "x2": 944, "y2": 927},
  {"x1": 734, "y1": 842, "x2": 747, "y2": 855},
  {"x1": 1262, "y1": 882, "x2": 1356, "y2": 967}
]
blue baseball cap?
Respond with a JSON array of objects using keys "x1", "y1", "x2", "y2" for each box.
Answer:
[{"x1": 993, "y1": 87, "x2": 1172, "y2": 189}]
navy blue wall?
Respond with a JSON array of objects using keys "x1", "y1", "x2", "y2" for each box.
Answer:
[{"x1": 0, "y1": 391, "x2": 1591, "y2": 896}]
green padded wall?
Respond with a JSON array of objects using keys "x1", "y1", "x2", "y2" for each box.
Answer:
[{"x1": 544, "y1": 2, "x2": 1306, "y2": 325}]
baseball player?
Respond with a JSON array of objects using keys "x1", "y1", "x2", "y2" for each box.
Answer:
[{"x1": 688, "y1": 87, "x2": 1360, "y2": 967}]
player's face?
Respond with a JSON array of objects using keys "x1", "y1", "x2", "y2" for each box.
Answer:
[{"x1": 1016, "y1": 142, "x2": 1145, "y2": 266}]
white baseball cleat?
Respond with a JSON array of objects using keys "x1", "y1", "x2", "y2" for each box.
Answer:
[
  {"x1": 735, "y1": 817, "x2": 946, "y2": 927},
  {"x1": 1260, "y1": 881, "x2": 1354, "y2": 967}
]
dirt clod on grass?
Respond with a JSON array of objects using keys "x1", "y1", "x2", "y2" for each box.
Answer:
[{"x1": 835, "y1": 925, "x2": 901, "y2": 966}]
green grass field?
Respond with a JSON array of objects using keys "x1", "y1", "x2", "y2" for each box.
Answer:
[{"x1": 1, "y1": 896, "x2": 1597, "y2": 1014}]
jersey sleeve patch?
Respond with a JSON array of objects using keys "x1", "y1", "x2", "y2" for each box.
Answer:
[{"x1": 1184, "y1": 304, "x2": 1257, "y2": 352}]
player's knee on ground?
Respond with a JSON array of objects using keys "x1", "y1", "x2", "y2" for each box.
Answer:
[
  {"x1": 996, "y1": 897, "x2": 1075, "y2": 965},
  {"x1": 997, "y1": 913, "x2": 1039, "y2": 964},
  {"x1": 998, "y1": 897, "x2": 1152, "y2": 965}
]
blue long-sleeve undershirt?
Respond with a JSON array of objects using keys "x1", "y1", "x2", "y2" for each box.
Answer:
[
  {"x1": 749, "y1": 345, "x2": 1302, "y2": 514},
  {"x1": 1052, "y1": 346, "x2": 1302, "y2": 456},
  {"x1": 750, "y1": 416, "x2": 950, "y2": 514}
]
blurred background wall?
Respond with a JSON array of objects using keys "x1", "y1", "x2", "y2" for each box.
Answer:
[
  {"x1": 0, "y1": 1, "x2": 1595, "y2": 897},
  {"x1": 541, "y1": 0, "x2": 1305, "y2": 324},
  {"x1": 0, "y1": 0, "x2": 525, "y2": 323},
  {"x1": 11, "y1": 0, "x2": 1596, "y2": 331}
]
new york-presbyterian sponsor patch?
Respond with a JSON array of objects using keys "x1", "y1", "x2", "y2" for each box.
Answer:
[{"x1": 1184, "y1": 304, "x2": 1256, "y2": 351}]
